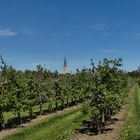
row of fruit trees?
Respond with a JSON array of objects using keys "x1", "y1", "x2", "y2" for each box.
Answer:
[{"x1": 0, "y1": 56, "x2": 128, "y2": 132}]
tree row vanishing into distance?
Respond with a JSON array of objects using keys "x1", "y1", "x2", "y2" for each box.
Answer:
[
  {"x1": 0, "y1": 56, "x2": 128, "y2": 133},
  {"x1": 82, "y1": 58, "x2": 128, "y2": 134}
]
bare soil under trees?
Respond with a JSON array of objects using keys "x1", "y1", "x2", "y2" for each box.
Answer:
[
  {"x1": 71, "y1": 104, "x2": 127, "y2": 140},
  {"x1": 71, "y1": 87, "x2": 134, "y2": 140},
  {"x1": 0, "y1": 89, "x2": 132, "y2": 140},
  {"x1": 0, "y1": 102, "x2": 128, "y2": 140},
  {"x1": 0, "y1": 105, "x2": 80, "y2": 140}
]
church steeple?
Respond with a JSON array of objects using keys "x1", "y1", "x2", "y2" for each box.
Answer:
[{"x1": 64, "y1": 57, "x2": 68, "y2": 74}]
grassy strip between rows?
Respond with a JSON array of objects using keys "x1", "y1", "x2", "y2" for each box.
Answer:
[
  {"x1": 2, "y1": 105, "x2": 88, "y2": 140},
  {"x1": 3, "y1": 100, "x2": 65, "y2": 122},
  {"x1": 121, "y1": 84, "x2": 140, "y2": 140}
]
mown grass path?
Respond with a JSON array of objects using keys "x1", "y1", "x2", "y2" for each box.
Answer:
[
  {"x1": 121, "y1": 84, "x2": 140, "y2": 140},
  {"x1": 1, "y1": 105, "x2": 88, "y2": 140},
  {"x1": 1, "y1": 86, "x2": 136, "y2": 140}
]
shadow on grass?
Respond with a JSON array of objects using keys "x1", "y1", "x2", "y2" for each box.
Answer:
[
  {"x1": 4, "y1": 115, "x2": 37, "y2": 129},
  {"x1": 2, "y1": 102, "x2": 81, "y2": 131},
  {"x1": 76, "y1": 117, "x2": 119, "y2": 136}
]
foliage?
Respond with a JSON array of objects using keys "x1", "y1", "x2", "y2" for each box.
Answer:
[
  {"x1": 82, "y1": 58, "x2": 128, "y2": 133},
  {"x1": 2, "y1": 106, "x2": 87, "y2": 140},
  {"x1": 0, "y1": 56, "x2": 128, "y2": 132}
]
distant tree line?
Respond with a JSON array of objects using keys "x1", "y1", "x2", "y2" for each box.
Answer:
[{"x1": 128, "y1": 67, "x2": 140, "y2": 85}]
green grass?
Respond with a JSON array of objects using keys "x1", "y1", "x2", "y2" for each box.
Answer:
[
  {"x1": 3, "y1": 100, "x2": 64, "y2": 122},
  {"x1": 2, "y1": 106, "x2": 88, "y2": 140},
  {"x1": 121, "y1": 84, "x2": 140, "y2": 140},
  {"x1": 4, "y1": 103, "x2": 49, "y2": 122}
]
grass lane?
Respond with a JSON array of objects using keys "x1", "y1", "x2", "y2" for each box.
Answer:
[
  {"x1": 3, "y1": 100, "x2": 65, "y2": 122},
  {"x1": 121, "y1": 84, "x2": 140, "y2": 140},
  {"x1": 2, "y1": 106, "x2": 88, "y2": 140}
]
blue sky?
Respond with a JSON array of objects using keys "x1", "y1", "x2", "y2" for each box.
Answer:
[{"x1": 0, "y1": 0, "x2": 140, "y2": 72}]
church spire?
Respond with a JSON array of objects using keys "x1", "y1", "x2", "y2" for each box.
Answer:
[{"x1": 64, "y1": 57, "x2": 68, "y2": 74}]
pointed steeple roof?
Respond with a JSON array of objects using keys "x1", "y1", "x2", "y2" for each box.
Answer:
[
  {"x1": 64, "y1": 57, "x2": 67, "y2": 67},
  {"x1": 63, "y1": 57, "x2": 68, "y2": 74}
]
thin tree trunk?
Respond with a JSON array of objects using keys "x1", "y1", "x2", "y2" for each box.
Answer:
[
  {"x1": 108, "y1": 108, "x2": 111, "y2": 118},
  {"x1": 29, "y1": 105, "x2": 33, "y2": 119},
  {"x1": 39, "y1": 94, "x2": 43, "y2": 115},
  {"x1": 39, "y1": 102, "x2": 43, "y2": 115},
  {"x1": 0, "y1": 107, "x2": 4, "y2": 130},
  {"x1": 101, "y1": 109, "x2": 105, "y2": 133},
  {"x1": 61, "y1": 99, "x2": 64, "y2": 109},
  {"x1": 48, "y1": 102, "x2": 52, "y2": 111},
  {"x1": 17, "y1": 111, "x2": 21, "y2": 124},
  {"x1": 66, "y1": 98, "x2": 69, "y2": 107},
  {"x1": 55, "y1": 100, "x2": 58, "y2": 110},
  {"x1": 102, "y1": 110, "x2": 105, "y2": 124}
]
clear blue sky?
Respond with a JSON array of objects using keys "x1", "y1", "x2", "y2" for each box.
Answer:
[{"x1": 0, "y1": 0, "x2": 140, "y2": 72}]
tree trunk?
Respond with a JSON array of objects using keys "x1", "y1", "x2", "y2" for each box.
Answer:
[
  {"x1": 96, "y1": 120, "x2": 99, "y2": 134},
  {"x1": 39, "y1": 94, "x2": 43, "y2": 115},
  {"x1": 0, "y1": 107, "x2": 4, "y2": 130},
  {"x1": 61, "y1": 99, "x2": 64, "y2": 109},
  {"x1": 48, "y1": 102, "x2": 52, "y2": 111},
  {"x1": 29, "y1": 105, "x2": 33, "y2": 119},
  {"x1": 101, "y1": 110, "x2": 105, "y2": 133},
  {"x1": 66, "y1": 98, "x2": 69, "y2": 107},
  {"x1": 108, "y1": 108, "x2": 111, "y2": 118},
  {"x1": 55, "y1": 100, "x2": 58, "y2": 110},
  {"x1": 17, "y1": 111, "x2": 21, "y2": 124},
  {"x1": 101, "y1": 110, "x2": 105, "y2": 124},
  {"x1": 39, "y1": 102, "x2": 43, "y2": 115},
  {"x1": 71, "y1": 98, "x2": 74, "y2": 105},
  {"x1": 78, "y1": 95, "x2": 81, "y2": 102}
]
